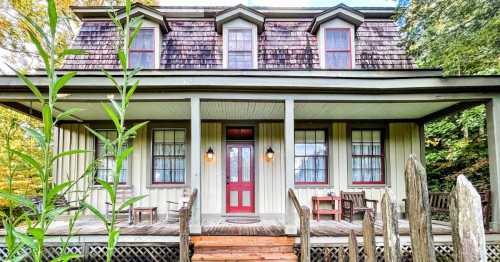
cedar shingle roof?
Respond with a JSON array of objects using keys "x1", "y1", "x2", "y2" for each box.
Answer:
[{"x1": 62, "y1": 19, "x2": 415, "y2": 70}]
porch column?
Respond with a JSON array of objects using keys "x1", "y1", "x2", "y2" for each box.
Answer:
[
  {"x1": 284, "y1": 98, "x2": 297, "y2": 234},
  {"x1": 487, "y1": 95, "x2": 500, "y2": 231},
  {"x1": 190, "y1": 97, "x2": 202, "y2": 234}
]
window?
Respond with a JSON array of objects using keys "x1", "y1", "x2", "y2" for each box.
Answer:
[
  {"x1": 95, "y1": 130, "x2": 128, "y2": 184},
  {"x1": 227, "y1": 29, "x2": 253, "y2": 69},
  {"x1": 294, "y1": 130, "x2": 328, "y2": 184},
  {"x1": 325, "y1": 28, "x2": 351, "y2": 69},
  {"x1": 152, "y1": 129, "x2": 186, "y2": 184},
  {"x1": 351, "y1": 129, "x2": 385, "y2": 184},
  {"x1": 129, "y1": 29, "x2": 155, "y2": 69}
]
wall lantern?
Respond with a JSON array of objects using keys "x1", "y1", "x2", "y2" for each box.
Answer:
[
  {"x1": 206, "y1": 147, "x2": 215, "y2": 160},
  {"x1": 265, "y1": 147, "x2": 275, "y2": 161}
]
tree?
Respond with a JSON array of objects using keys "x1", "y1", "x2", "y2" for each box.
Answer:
[{"x1": 398, "y1": 0, "x2": 499, "y2": 191}]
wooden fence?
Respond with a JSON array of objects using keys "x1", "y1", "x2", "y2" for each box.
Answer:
[
  {"x1": 179, "y1": 188, "x2": 198, "y2": 262},
  {"x1": 291, "y1": 155, "x2": 490, "y2": 262}
]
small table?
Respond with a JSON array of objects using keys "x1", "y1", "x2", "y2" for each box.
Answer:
[
  {"x1": 312, "y1": 196, "x2": 342, "y2": 221},
  {"x1": 133, "y1": 207, "x2": 158, "y2": 224}
]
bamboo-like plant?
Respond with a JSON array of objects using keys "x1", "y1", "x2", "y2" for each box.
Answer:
[
  {"x1": 82, "y1": 0, "x2": 148, "y2": 261},
  {"x1": 0, "y1": 0, "x2": 92, "y2": 261}
]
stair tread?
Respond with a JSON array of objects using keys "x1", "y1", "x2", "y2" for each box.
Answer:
[
  {"x1": 192, "y1": 236, "x2": 295, "y2": 247},
  {"x1": 192, "y1": 252, "x2": 298, "y2": 260}
]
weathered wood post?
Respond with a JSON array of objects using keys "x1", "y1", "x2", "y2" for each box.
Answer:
[
  {"x1": 338, "y1": 245, "x2": 345, "y2": 262},
  {"x1": 179, "y1": 207, "x2": 189, "y2": 262},
  {"x1": 450, "y1": 175, "x2": 487, "y2": 262},
  {"x1": 381, "y1": 188, "x2": 401, "y2": 262},
  {"x1": 363, "y1": 212, "x2": 376, "y2": 262},
  {"x1": 348, "y1": 230, "x2": 358, "y2": 262},
  {"x1": 404, "y1": 154, "x2": 436, "y2": 262},
  {"x1": 288, "y1": 189, "x2": 310, "y2": 262}
]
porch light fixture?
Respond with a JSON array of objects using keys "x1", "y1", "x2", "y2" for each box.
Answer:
[
  {"x1": 265, "y1": 147, "x2": 275, "y2": 161},
  {"x1": 206, "y1": 147, "x2": 215, "y2": 160}
]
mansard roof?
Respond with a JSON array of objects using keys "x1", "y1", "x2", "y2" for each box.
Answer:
[
  {"x1": 308, "y1": 4, "x2": 365, "y2": 34},
  {"x1": 215, "y1": 4, "x2": 265, "y2": 34}
]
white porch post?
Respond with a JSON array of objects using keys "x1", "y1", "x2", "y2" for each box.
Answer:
[
  {"x1": 487, "y1": 95, "x2": 500, "y2": 231},
  {"x1": 190, "y1": 97, "x2": 202, "y2": 234},
  {"x1": 284, "y1": 98, "x2": 297, "y2": 234}
]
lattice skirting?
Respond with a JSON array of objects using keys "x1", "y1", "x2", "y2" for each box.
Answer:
[
  {"x1": 296, "y1": 242, "x2": 500, "y2": 262},
  {"x1": 0, "y1": 243, "x2": 183, "y2": 262}
]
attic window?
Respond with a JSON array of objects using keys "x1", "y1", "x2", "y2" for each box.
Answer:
[
  {"x1": 227, "y1": 29, "x2": 253, "y2": 69},
  {"x1": 129, "y1": 29, "x2": 155, "y2": 69},
  {"x1": 325, "y1": 28, "x2": 352, "y2": 69}
]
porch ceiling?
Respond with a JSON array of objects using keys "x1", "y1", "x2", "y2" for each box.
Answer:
[{"x1": 17, "y1": 100, "x2": 458, "y2": 121}]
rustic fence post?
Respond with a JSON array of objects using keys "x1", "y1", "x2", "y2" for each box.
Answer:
[
  {"x1": 348, "y1": 230, "x2": 358, "y2": 262},
  {"x1": 288, "y1": 189, "x2": 310, "y2": 262},
  {"x1": 450, "y1": 175, "x2": 487, "y2": 262},
  {"x1": 404, "y1": 154, "x2": 436, "y2": 262},
  {"x1": 381, "y1": 188, "x2": 401, "y2": 262},
  {"x1": 363, "y1": 212, "x2": 376, "y2": 262},
  {"x1": 179, "y1": 207, "x2": 189, "y2": 262},
  {"x1": 338, "y1": 245, "x2": 345, "y2": 262}
]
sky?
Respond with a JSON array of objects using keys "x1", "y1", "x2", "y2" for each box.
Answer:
[{"x1": 158, "y1": 0, "x2": 397, "y2": 7}]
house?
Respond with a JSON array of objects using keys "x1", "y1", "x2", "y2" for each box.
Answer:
[{"x1": 1, "y1": 3, "x2": 500, "y2": 260}]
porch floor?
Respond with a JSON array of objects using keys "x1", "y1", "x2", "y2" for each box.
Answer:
[{"x1": 0, "y1": 215, "x2": 469, "y2": 237}]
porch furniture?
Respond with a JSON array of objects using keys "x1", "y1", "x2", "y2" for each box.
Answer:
[
  {"x1": 311, "y1": 195, "x2": 342, "y2": 221},
  {"x1": 133, "y1": 207, "x2": 158, "y2": 224},
  {"x1": 403, "y1": 191, "x2": 492, "y2": 229},
  {"x1": 341, "y1": 191, "x2": 378, "y2": 222},
  {"x1": 105, "y1": 188, "x2": 134, "y2": 224},
  {"x1": 166, "y1": 189, "x2": 191, "y2": 223}
]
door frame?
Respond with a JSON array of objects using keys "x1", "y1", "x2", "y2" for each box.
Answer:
[{"x1": 225, "y1": 142, "x2": 255, "y2": 213}]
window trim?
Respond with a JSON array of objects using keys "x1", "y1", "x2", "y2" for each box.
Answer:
[
  {"x1": 129, "y1": 28, "x2": 156, "y2": 69},
  {"x1": 294, "y1": 128, "x2": 329, "y2": 185},
  {"x1": 324, "y1": 28, "x2": 352, "y2": 69},
  {"x1": 222, "y1": 19, "x2": 258, "y2": 69},
  {"x1": 226, "y1": 28, "x2": 254, "y2": 69},
  {"x1": 151, "y1": 128, "x2": 187, "y2": 185},
  {"x1": 347, "y1": 123, "x2": 389, "y2": 187},
  {"x1": 146, "y1": 122, "x2": 190, "y2": 189},
  {"x1": 93, "y1": 128, "x2": 131, "y2": 186}
]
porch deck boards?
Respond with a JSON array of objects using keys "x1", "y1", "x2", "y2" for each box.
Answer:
[{"x1": 0, "y1": 216, "x2": 458, "y2": 237}]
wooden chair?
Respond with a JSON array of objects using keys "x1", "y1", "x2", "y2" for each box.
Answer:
[
  {"x1": 340, "y1": 191, "x2": 378, "y2": 222},
  {"x1": 106, "y1": 187, "x2": 134, "y2": 225},
  {"x1": 166, "y1": 189, "x2": 191, "y2": 223}
]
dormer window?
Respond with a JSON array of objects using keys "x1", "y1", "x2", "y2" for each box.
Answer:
[
  {"x1": 130, "y1": 29, "x2": 155, "y2": 69},
  {"x1": 325, "y1": 28, "x2": 351, "y2": 69},
  {"x1": 227, "y1": 29, "x2": 253, "y2": 69}
]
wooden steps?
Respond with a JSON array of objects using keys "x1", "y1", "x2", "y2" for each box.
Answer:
[{"x1": 192, "y1": 236, "x2": 298, "y2": 261}]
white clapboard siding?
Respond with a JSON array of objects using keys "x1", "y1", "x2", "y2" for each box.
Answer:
[{"x1": 201, "y1": 122, "x2": 223, "y2": 214}]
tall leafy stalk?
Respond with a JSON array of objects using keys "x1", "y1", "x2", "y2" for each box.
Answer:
[
  {"x1": 83, "y1": 0, "x2": 148, "y2": 261},
  {"x1": 0, "y1": 0, "x2": 91, "y2": 261}
]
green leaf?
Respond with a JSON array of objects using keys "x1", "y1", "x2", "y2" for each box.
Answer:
[
  {"x1": 54, "y1": 72, "x2": 77, "y2": 95},
  {"x1": 129, "y1": 20, "x2": 144, "y2": 48},
  {"x1": 27, "y1": 227, "x2": 44, "y2": 243},
  {"x1": 47, "y1": 0, "x2": 57, "y2": 36},
  {"x1": 108, "y1": 229, "x2": 120, "y2": 252},
  {"x1": 102, "y1": 70, "x2": 120, "y2": 89},
  {"x1": 127, "y1": 67, "x2": 142, "y2": 79},
  {"x1": 9, "y1": 149, "x2": 43, "y2": 174},
  {"x1": 84, "y1": 126, "x2": 109, "y2": 145},
  {"x1": 13, "y1": 231, "x2": 36, "y2": 249},
  {"x1": 46, "y1": 206, "x2": 69, "y2": 220},
  {"x1": 118, "y1": 49, "x2": 127, "y2": 71},
  {"x1": 123, "y1": 121, "x2": 148, "y2": 139},
  {"x1": 26, "y1": 29, "x2": 49, "y2": 70},
  {"x1": 101, "y1": 103, "x2": 122, "y2": 133},
  {"x1": 96, "y1": 179, "x2": 114, "y2": 203},
  {"x1": 20, "y1": 13, "x2": 49, "y2": 46},
  {"x1": 0, "y1": 191, "x2": 35, "y2": 211},
  {"x1": 47, "y1": 181, "x2": 71, "y2": 203},
  {"x1": 13, "y1": 69, "x2": 44, "y2": 104},
  {"x1": 50, "y1": 253, "x2": 80, "y2": 262},
  {"x1": 55, "y1": 108, "x2": 83, "y2": 122},
  {"x1": 42, "y1": 104, "x2": 53, "y2": 138},
  {"x1": 125, "y1": 80, "x2": 140, "y2": 105},
  {"x1": 51, "y1": 149, "x2": 89, "y2": 164},
  {"x1": 59, "y1": 49, "x2": 87, "y2": 58},
  {"x1": 81, "y1": 202, "x2": 108, "y2": 228},
  {"x1": 119, "y1": 195, "x2": 147, "y2": 212},
  {"x1": 21, "y1": 126, "x2": 45, "y2": 149}
]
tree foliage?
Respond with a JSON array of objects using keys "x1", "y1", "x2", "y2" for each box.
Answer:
[{"x1": 398, "y1": 0, "x2": 499, "y2": 191}]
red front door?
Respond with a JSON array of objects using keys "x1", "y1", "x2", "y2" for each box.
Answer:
[{"x1": 226, "y1": 143, "x2": 254, "y2": 213}]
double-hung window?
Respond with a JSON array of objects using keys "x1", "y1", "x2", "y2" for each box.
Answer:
[
  {"x1": 152, "y1": 129, "x2": 186, "y2": 184},
  {"x1": 325, "y1": 28, "x2": 351, "y2": 69},
  {"x1": 129, "y1": 29, "x2": 155, "y2": 69},
  {"x1": 227, "y1": 29, "x2": 253, "y2": 69},
  {"x1": 95, "y1": 130, "x2": 128, "y2": 184},
  {"x1": 294, "y1": 130, "x2": 328, "y2": 184},
  {"x1": 351, "y1": 129, "x2": 385, "y2": 184}
]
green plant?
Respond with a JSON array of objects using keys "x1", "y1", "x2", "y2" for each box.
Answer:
[
  {"x1": 82, "y1": 0, "x2": 148, "y2": 261},
  {"x1": 0, "y1": 0, "x2": 92, "y2": 261}
]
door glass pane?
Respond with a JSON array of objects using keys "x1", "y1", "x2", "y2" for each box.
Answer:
[
  {"x1": 242, "y1": 147, "x2": 251, "y2": 182},
  {"x1": 242, "y1": 191, "x2": 251, "y2": 207},
  {"x1": 230, "y1": 191, "x2": 238, "y2": 207},
  {"x1": 229, "y1": 147, "x2": 239, "y2": 182}
]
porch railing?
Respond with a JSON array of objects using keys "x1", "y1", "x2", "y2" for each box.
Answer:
[
  {"x1": 179, "y1": 188, "x2": 198, "y2": 262},
  {"x1": 288, "y1": 188, "x2": 311, "y2": 262}
]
